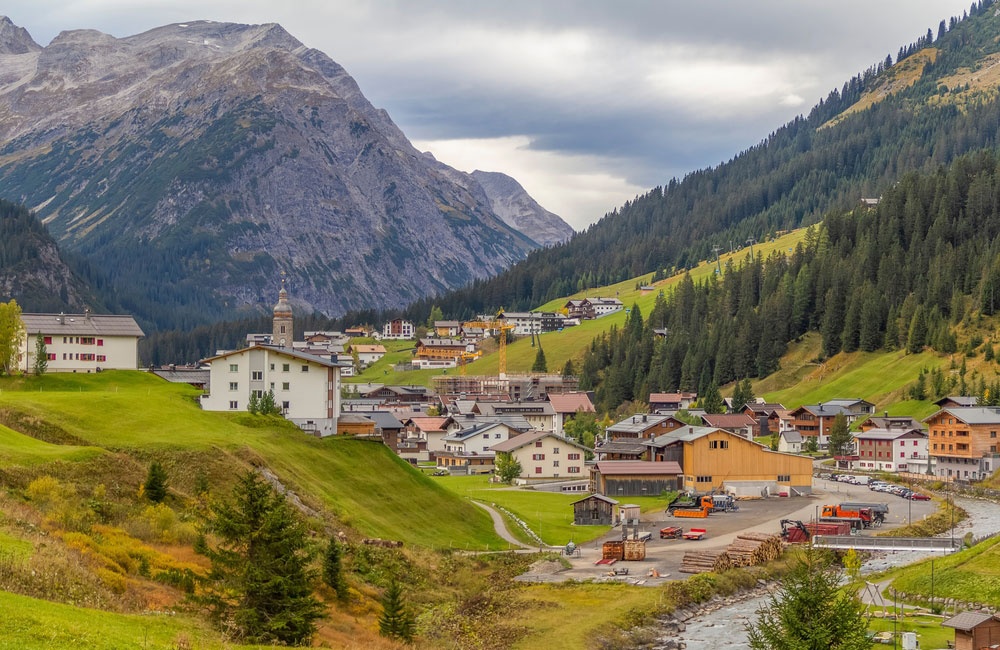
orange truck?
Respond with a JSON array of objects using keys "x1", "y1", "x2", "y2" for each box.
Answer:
[
  {"x1": 821, "y1": 504, "x2": 874, "y2": 528},
  {"x1": 672, "y1": 504, "x2": 711, "y2": 518}
]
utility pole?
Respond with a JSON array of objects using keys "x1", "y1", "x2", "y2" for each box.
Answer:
[
  {"x1": 746, "y1": 237, "x2": 757, "y2": 258},
  {"x1": 711, "y1": 245, "x2": 723, "y2": 274}
]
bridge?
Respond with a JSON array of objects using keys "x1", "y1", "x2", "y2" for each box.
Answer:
[{"x1": 811, "y1": 535, "x2": 962, "y2": 553}]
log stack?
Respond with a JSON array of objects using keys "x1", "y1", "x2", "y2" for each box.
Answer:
[
  {"x1": 725, "y1": 532, "x2": 783, "y2": 567},
  {"x1": 679, "y1": 550, "x2": 732, "y2": 574}
]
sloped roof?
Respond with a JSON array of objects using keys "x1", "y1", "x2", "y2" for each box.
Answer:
[
  {"x1": 942, "y1": 611, "x2": 996, "y2": 631},
  {"x1": 924, "y1": 407, "x2": 1000, "y2": 426},
  {"x1": 350, "y1": 344, "x2": 385, "y2": 354},
  {"x1": 571, "y1": 493, "x2": 619, "y2": 506},
  {"x1": 593, "y1": 461, "x2": 682, "y2": 476},
  {"x1": 404, "y1": 416, "x2": 453, "y2": 431},
  {"x1": 860, "y1": 416, "x2": 924, "y2": 430},
  {"x1": 22, "y1": 312, "x2": 144, "y2": 337},
  {"x1": 548, "y1": 392, "x2": 595, "y2": 414},
  {"x1": 744, "y1": 402, "x2": 786, "y2": 414},
  {"x1": 607, "y1": 413, "x2": 674, "y2": 434},
  {"x1": 934, "y1": 395, "x2": 978, "y2": 407},
  {"x1": 203, "y1": 344, "x2": 339, "y2": 368},
  {"x1": 792, "y1": 404, "x2": 853, "y2": 417},
  {"x1": 595, "y1": 440, "x2": 648, "y2": 455},
  {"x1": 367, "y1": 411, "x2": 405, "y2": 430},
  {"x1": 649, "y1": 392, "x2": 697, "y2": 403},
  {"x1": 475, "y1": 401, "x2": 555, "y2": 417},
  {"x1": 490, "y1": 430, "x2": 588, "y2": 453},
  {"x1": 853, "y1": 427, "x2": 926, "y2": 441},
  {"x1": 701, "y1": 413, "x2": 756, "y2": 429},
  {"x1": 780, "y1": 430, "x2": 803, "y2": 443}
]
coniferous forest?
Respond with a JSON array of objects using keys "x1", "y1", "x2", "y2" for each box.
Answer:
[{"x1": 580, "y1": 148, "x2": 1000, "y2": 412}]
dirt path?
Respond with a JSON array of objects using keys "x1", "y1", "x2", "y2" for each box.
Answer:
[{"x1": 471, "y1": 501, "x2": 538, "y2": 550}]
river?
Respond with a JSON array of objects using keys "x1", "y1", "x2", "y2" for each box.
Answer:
[{"x1": 670, "y1": 496, "x2": 1000, "y2": 649}]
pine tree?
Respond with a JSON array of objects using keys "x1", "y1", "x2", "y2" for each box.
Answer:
[
  {"x1": 248, "y1": 391, "x2": 260, "y2": 415},
  {"x1": 323, "y1": 537, "x2": 349, "y2": 601},
  {"x1": 200, "y1": 471, "x2": 322, "y2": 645},
  {"x1": 33, "y1": 332, "x2": 48, "y2": 375},
  {"x1": 144, "y1": 461, "x2": 169, "y2": 503},
  {"x1": 700, "y1": 381, "x2": 724, "y2": 414},
  {"x1": 907, "y1": 305, "x2": 928, "y2": 353},
  {"x1": 746, "y1": 548, "x2": 870, "y2": 649},
  {"x1": 379, "y1": 578, "x2": 415, "y2": 643},
  {"x1": 561, "y1": 358, "x2": 576, "y2": 378},
  {"x1": 732, "y1": 378, "x2": 755, "y2": 411},
  {"x1": 827, "y1": 413, "x2": 853, "y2": 457},
  {"x1": 532, "y1": 346, "x2": 548, "y2": 372}
]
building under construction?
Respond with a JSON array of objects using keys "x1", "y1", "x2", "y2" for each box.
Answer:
[{"x1": 433, "y1": 374, "x2": 579, "y2": 401}]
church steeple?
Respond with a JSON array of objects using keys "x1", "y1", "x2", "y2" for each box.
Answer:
[{"x1": 272, "y1": 277, "x2": 293, "y2": 348}]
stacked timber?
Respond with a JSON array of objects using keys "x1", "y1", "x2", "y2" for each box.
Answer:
[
  {"x1": 725, "y1": 532, "x2": 783, "y2": 567},
  {"x1": 679, "y1": 550, "x2": 732, "y2": 574}
]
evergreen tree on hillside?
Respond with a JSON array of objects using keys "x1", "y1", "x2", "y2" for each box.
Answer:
[
  {"x1": 732, "y1": 379, "x2": 755, "y2": 411},
  {"x1": 200, "y1": 471, "x2": 322, "y2": 645},
  {"x1": 379, "y1": 578, "x2": 415, "y2": 643},
  {"x1": 323, "y1": 537, "x2": 349, "y2": 601},
  {"x1": 532, "y1": 346, "x2": 548, "y2": 372},
  {"x1": 700, "y1": 382, "x2": 724, "y2": 414},
  {"x1": 827, "y1": 413, "x2": 853, "y2": 457},
  {"x1": 144, "y1": 461, "x2": 169, "y2": 503}
]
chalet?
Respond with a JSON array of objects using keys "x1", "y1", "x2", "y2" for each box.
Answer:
[
  {"x1": 572, "y1": 493, "x2": 619, "y2": 526},
  {"x1": 20, "y1": 310, "x2": 144, "y2": 373},
  {"x1": 858, "y1": 414, "x2": 924, "y2": 432},
  {"x1": 590, "y1": 461, "x2": 683, "y2": 497},
  {"x1": 605, "y1": 413, "x2": 688, "y2": 441},
  {"x1": 649, "y1": 392, "x2": 697, "y2": 411},
  {"x1": 742, "y1": 402, "x2": 786, "y2": 436},
  {"x1": 413, "y1": 338, "x2": 467, "y2": 368},
  {"x1": 369, "y1": 411, "x2": 406, "y2": 450},
  {"x1": 923, "y1": 407, "x2": 1000, "y2": 481},
  {"x1": 344, "y1": 327, "x2": 369, "y2": 338},
  {"x1": 382, "y1": 319, "x2": 415, "y2": 340},
  {"x1": 822, "y1": 398, "x2": 876, "y2": 417},
  {"x1": 490, "y1": 430, "x2": 589, "y2": 483},
  {"x1": 852, "y1": 427, "x2": 928, "y2": 473},
  {"x1": 201, "y1": 344, "x2": 342, "y2": 437},
  {"x1": 472, "y1": 400, "x2": 557, "y2": 432},
  {"x1": 402, "y1": 415, "x2": 462, "y2": 457},
  {"x1": 436, "y1": 421, "x2": 522, "y2": 474},
  {"x1": 935, "y1": 396, "x2": 979, "y2": 409},
  {"x1": 787, "y1": 403, "x2": 859, "y2": 447},
  {"x1": 433, "y1": 320, "x2": 462, "y2": 337},
  {"x1": 589, "y1": 297, "x2": 623, "y2": 316},
  {"x1": 348, "y1": 344, "x2": 386, "y2": 367},
  {"x1": 777, "y1": 430, "x2": 803, "y2": 454},
  {"x1": 643, "y1": 426, "x2": 813, "y2": 496},
  {"x1": 942, "y1": 611, "x2": 1000, "y2": 650},
  {"x1": 433, "y1": 374, "x2": 580, "y2": 401},
  {"x1": 594, "y1": 439, "x2": 648, "y2": 461},
  {"x1": 362, "y1": 385, "x2": 434, "y2": 406},
  {"x1": 564, "y1": 299, "x2": 594, "y2": 320},
  {"x1": 336, "y1": 413, "x2": 376, "y2": 436},
  {"x1": 548, "y1": 391, "x2": 596, "y2": 434},
  {"x1": 700, "y1": 413, "x2": 758, "y2": 439}
]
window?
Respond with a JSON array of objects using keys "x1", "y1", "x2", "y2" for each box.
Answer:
[
  {"x1": 900, "y1": 452, "x2": 905, "y2": 458},
  {"x1": 251, "y1": 371, "x2": 263, "y2": 380},
  {"x1": 97, "y1": 339, "x2": 103, "y2": 346},
  {"x1": 282, "y1": 382, "x2": 290, "y2": 391},
  {"x1": 568, "y1": 466, "x2": 581, "y2": 474},
  {"x1": 553, "y1": 460, "x2": 559, "y2": 467},
  {"x1": 282, "y1": 401, "x2": 290, "y2": 410},
  {"x1": 777, "y1": 474, "x2": 790, "y2": 482},
  {"x1": 96, "y1": 355, "x2": 106, "y2": 362},
  {"x1": 229, "y1": 382, "x2": 238, "y2": 391},
  {"x1": 993, "y1": 431, "x2": 998, "y2": 439},
  {"x1": 43, "y1": 336, "x2": 52, "y2": 345},
  {"x1": 553, "y1": 447, "x2": 560, "y2": 454},
  {"x1": 568, "y1": 453, "x2": 581, "y2": 460},
  {"x1": 696, "y1": 476, "x2": 713, "y2": 483},
  {"x1": 483, "y1": 434, "x2": 490, "y2": 440},
  {"x1": 229, "y1": 400, "x2": 238, "y2": 409},
  {"x1": 709, "y1": 440, "x2": 729, "y2": 449},
  {"x1": 532, "y1": 454, "x2": 545, "y2": 460},
  {"x1": 535, "y1": 441, "x2": 543, "y2": 447},
  {"x1": 535, "y1": 467, "x2": 542, "y2": 474},
  {"x1": 229, "y1": 363, "x2": 238, "y2": 372},
  {"x1": 47, "y1": 353, "x2": 56, "y2": 360},
  {"x1": 270, "y1": 363, "x2": 275, "y2": 371},
  {"x1": 252, "y1": 390, "x2": 264, "y2": 399},
  {"x1": 495, "y1": 433, "x2": 502, "y2": 439},
  {"x1": 301, "y1": 365, "x2": 309, "y2": 372},
  {"x1": 282, "y1": 363, "x2": 290, "y2": 372}
]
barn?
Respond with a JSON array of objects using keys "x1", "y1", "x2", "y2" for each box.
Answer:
[
  {"x1": 571, "y1": 494, "x2": 620, "y2": 526},
  {"x1": 590, "y1": 461, "x2": 683, "y2": 498}
]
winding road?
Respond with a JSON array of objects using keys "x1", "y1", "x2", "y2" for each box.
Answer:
[{"x1": 471, "y1": 501, "x2": 538, "y2": 550}]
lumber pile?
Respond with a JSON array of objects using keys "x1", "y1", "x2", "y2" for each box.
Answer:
[
  {"x1": 725, "y1": 532, "x2": 783, "y2": 567},
  {"x1": 679, "y1": 550, "x2": 732, "y2": 574}
]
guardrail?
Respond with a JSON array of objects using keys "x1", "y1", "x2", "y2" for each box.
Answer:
[{"x1": 812, "y1": 535, "x2": 962, "y2": 553}]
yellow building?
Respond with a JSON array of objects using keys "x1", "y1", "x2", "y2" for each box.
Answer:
[{"x1": 646, "y1": 425, "x2": 813, "y2": 496}]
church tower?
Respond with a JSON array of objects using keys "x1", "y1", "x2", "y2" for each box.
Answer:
[{"x1": 272, "y1": 280, "x2": 293, "y2": 348}]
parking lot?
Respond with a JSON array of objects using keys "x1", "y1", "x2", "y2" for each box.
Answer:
[{"x1": 517, "y1": 476, "x2": 940, "y2": 585}]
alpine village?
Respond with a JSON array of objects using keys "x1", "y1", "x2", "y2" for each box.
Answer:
[{"x1": 12, "y1": 4, "x2": 1000, "y2": 650}]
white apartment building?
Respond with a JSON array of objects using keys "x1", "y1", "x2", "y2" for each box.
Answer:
[{"x1": 19, "y1": 311, "x2": 144, "y2": 373}]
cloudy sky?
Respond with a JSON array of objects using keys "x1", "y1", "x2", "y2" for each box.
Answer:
[{"x1": 4, "y1": 1, "x2": 976, "y2": 230}]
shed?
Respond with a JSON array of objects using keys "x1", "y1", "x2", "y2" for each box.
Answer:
[
  {"x1": 942, "y1": 611, "x2": 1000, "y2": 650},
  {"x1": 571, "y1": 493, "x2": 619, "y2": 526},
  {"x1": 590, "y1": 461, "x2": 683, "y2": 497}
]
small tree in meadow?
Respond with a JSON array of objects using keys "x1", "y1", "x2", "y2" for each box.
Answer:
[
  {"x1": 33, "y1": 333, "x2": 48, "y2": 375},
  {"x1": 144, "y1": 461, "x2": 169, "y2": 503},
  {"x1": 323, "y1": 537, "x2": 349, "y2": 601},
  {"x1": 379, "y1": 578, "x2": 415, "y2": 643}
]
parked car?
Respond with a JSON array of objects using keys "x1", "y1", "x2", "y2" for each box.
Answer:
[
  {"x1": 908, "y1": 493, "x2": 931, "y2": 501},
  {"x1": 869, "y1": 481, "x2": 888, "y2": 491}
]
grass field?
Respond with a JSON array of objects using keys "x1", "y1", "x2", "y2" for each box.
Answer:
[
  {"x1": 0, "y1": 371, "x2": 503, "y2": 550},
  {"x1": 434, "y1": 474, "x2": 674, "y2": 545}
]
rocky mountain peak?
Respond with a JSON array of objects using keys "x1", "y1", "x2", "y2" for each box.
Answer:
[
  {"x1": 471, "y1": 170, "x2": 575, "y2": 247},
  {"x1": 0, "y1": 16, "x2": 40, "y2": 54}
]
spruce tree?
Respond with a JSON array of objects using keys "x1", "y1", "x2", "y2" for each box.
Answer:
[
  {"x1": 561, "y1": 358, "x2": 576, "y2": 378},
  {"x1": 746, "y1": 548, "x2": 870, "y2": 649},
  {"x1": 531, "y1": 346, "x2": 548, "y2": 372},
  {"x1": 700, "y1": 381, "x2": 724, "y2": 414},
  {"x1": 144, "y1": 461, "x2": 169, "y2": 503},
  {"x1": 827, "y1": 413, "x2": 853, "y2": 457},
  {"x1": 323, "y1": 537, "x2": 349, "y2": 601},
  {"x1": 200, "y1": 471, "x2": 322, "y2": 645},
  {"x1": 379, "y1": 578, "x2": 415, "y2": 643}
]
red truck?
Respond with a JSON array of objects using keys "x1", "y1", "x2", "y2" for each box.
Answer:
[{"x1": 821, "y1": 504, "x2": 874, "y2": 528}]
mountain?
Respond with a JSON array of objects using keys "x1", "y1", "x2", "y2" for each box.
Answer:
[
  {"x1": 0, "y1": 199, "x2": 99, "y2": 313},
  {"x1": 413, "y1": 1, "x2": 1000, "y2": 318},
  {"x1": 0, "y1": 17, "x2": 570, "y2": 329},
  {"x1": 470, "y1": 170, "x2": 574, "y2": 247}
]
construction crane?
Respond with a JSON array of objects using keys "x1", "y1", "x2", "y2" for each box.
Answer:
[{"x1": 461, "y1": 318, "x2": 515, "y2": 377}]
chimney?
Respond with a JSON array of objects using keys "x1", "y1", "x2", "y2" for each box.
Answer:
[
  {"x1": 84, "y1": 307, "x2": 91, "y2": 320},
  {"x1": 57, "y1": 312, "x2": 65, "y2": 325},
  {"x1": 642, "y1": 414, "x2": 647, "y2": 422},
  {"x1": 884, "y1": 411, "x2": 888, "y2": 418}
]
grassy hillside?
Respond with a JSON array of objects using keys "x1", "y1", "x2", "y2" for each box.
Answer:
[{"x1": 0, "y1": 371, "x2": 500, "y2": 549}]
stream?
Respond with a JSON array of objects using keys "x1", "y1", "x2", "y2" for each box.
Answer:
[{"x1": 670, "y1": 496, "x2": 1000, "y2": 649}]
